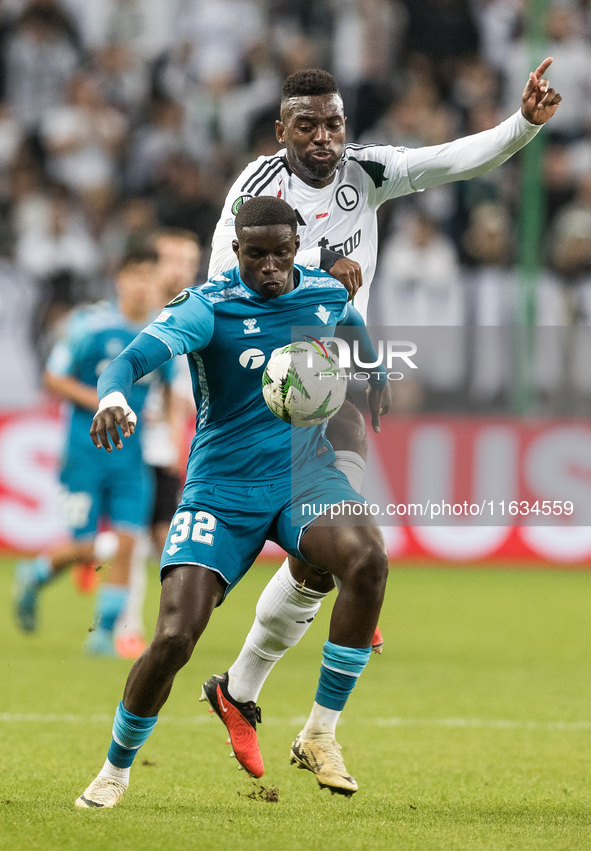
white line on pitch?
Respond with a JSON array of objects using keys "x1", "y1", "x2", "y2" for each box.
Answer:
[{"x1": 0, "y1": 713, "x2": 589, "y2": 731}]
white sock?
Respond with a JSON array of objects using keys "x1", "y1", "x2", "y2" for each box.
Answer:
[
  {"x1": 93, "y1": 531, "x2": 119, "y2": 563},
  {"x1": 116, "y1": 535, "x2": 149, "y2": 637},
  {"x1": 332, "y1": 449, "x2": 366, "y2": 593},
  {"x1": 228, "y1": 560, "x2": 327, "y2": 703},
  {"x1": 98, "y1": 758, "x2": 130, "y2": 787},
  {"x1": 334, "y1": 449, "x2": 365, "y2": 493},
  {"x1": 226, "y1": 454, "x2": 365, "y2": 702},
  {"x1": 301, "y1": 701, "x2": 341, "y2": 737}
]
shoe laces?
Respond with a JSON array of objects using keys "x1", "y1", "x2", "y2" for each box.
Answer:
[
  {"x1": 234, "y1": 698, "x2": 262, "y2": 727},
  {"x1": 86, "y1": 777, "x2": 126, "y2": 805},
  {"x1": 312, "y1": 733, "x2": 347, "y2": 772}
]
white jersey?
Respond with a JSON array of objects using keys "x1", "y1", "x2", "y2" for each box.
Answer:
[{"x1": 209, "y1": 109, "x2": 540, "y2": 319}]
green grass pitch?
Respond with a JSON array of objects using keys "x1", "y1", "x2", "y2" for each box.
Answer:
[{"x1": 1, "y1": 557, "x2": 590, "y2": 850}]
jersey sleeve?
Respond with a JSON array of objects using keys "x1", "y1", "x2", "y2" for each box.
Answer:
[
  {"x1": 405, "y1": 109, "x2": 541, "y2": 192},
  {"x1": 346, "y1": 144, "x2": 416, "y2": 207},
  {"x1": 157, "y1": 356, "x2": 175, "y2": 386},
  {"x1": 97, "y1": 332, "x2": 171, "y2": 400},
  {"x1": 296, "y1": 247, "x2": 323, "y2": 269},
  {"x1": 142, "y1": 289, "x2": 215, "y2": 356},
  {"x1": 354, "y1": 109, "x2": 541, "y2": 206}
]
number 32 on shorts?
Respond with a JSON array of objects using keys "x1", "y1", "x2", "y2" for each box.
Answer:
[{"x1": 170, "y1": 511, "x2": 217, "y2": 546}]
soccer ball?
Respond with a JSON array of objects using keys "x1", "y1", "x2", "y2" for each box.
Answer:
[{"x1": 262, "y1": 340, "x2": 347, "y2": 427}]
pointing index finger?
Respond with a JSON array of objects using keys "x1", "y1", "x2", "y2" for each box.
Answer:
[{"x1": 534, "y1": 57, "x2": 553, "y2": 79}]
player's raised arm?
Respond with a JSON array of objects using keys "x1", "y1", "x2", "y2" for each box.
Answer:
[{"x1": 405, "y1": 58, "x2": 561, "y2": 193}]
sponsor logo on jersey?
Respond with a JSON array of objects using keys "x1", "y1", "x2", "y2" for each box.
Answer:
[
  {"x1": 239, "y1": 348, "x2": 266, "y2": 369},
  {"x1": 315, "y1": 305, "x2": 331, "y2": 324},
  {"x1": 243, "y1": 318, "x2": 260, "y2": 335},
  {"x1": 336, "y1": 184, "x2": 359, "y2": 211},
  {"x1": 317, "y1": 228, "x2": 361, "y2": 257},
  {"x1": 231, "y1": 194, "x2": 253, "y2": 215},
  {"x1": 165, "y1": 291, "x2": 190, "y2": 307}
]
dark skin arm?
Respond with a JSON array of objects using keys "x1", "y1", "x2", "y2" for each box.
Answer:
[
  {"x1": 329, "y1": 256, "x2": 363, "y2": 300},
  {"x1": 44, "y1": 370, "x2": 98, "y2": 411},
  {"x1": 367, "y1": 380, "x2": 392, "y2": 434}
]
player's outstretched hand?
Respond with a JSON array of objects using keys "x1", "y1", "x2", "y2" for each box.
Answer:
[
  {"x1": 90, "y1": 404, "x2": 136, "y2": 452},
  {"x1": 328, "y1": 257, "x2": 363, "y2": 300},
  {"x1": 367, "y1": 381, "x2": 392, "y2": 434},
  {"x1": 521, "y1": 57, "x2": 562, "y2": 125}
]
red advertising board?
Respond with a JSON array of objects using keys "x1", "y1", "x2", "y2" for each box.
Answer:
[{"x1": 0, "y1": 407, "x2": 590, "y2": 565}]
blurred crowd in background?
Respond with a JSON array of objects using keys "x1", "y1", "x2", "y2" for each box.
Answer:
[{"x1": 1, "y1": 0, "x2": 591, "y2": 412}]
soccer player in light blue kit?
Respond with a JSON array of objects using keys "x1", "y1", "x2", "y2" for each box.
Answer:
[
  {"x1": 14, "y1": 248, "x2": 168, "y2": 656},
  {"x1": 75, "y1": 196, "x2": 389, "y2": 808}
]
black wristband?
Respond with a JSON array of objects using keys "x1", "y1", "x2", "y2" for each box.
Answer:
[{"x1": 319, "y1": 248, "x2": 343, "y2": 273}]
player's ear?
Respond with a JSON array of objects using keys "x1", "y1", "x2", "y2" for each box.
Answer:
[
  {"x1": 275, "y1": 120, "x2": 285, "y2": 143},
  {"x1": 232, "y1": 239, "x2": 239, "y2": 259},
  {"x1": 294, "y1": 234, "x2": 300, "y2": 253}
]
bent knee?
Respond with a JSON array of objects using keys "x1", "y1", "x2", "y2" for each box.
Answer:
[
  {"x1": 342, "y1": 532, "x2": 389, "y2": 586},
  {"x1": 288, "y1": 555, "x2": 335, "y2": 593}
]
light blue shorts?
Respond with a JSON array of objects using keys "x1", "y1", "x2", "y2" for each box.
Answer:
[
  {"x1": 159, "y1": 464, "x2": 365, "y2": 598},
  {"x1": 59, "y1": 453, "x2": 154, "y2": 540}
]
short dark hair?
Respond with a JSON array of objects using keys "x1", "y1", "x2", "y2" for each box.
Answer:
[
  {"x1": 235, "y1": 196, "x2": 297, "y2": 237},
  {"x1": 281, "y1": 69, "x2": 339, "y2": 102},
  {"x1": 118, "y1": 246, "x2": 159, "y2": 272}
]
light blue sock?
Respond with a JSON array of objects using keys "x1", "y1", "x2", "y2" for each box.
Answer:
[
  {"x1": 31, "y1": 555, "x2": 52, "y2": 585},
  {"x1": 107, "y1": 701, "x2": 158, "y2": 769},
  {"x1": 315, "y1": 640, "x2": 372, "y2": 711},
  {"x1": 94, "y1": 584, "x2": 128, "y2": 633}
]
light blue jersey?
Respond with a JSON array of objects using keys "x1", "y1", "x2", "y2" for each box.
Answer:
[
  {"x1": 97, "y1": 265, "x2": 380, "y2": 591},
  {"x1": 143, "y1": 265, "x2": 351, "y2": 488}
]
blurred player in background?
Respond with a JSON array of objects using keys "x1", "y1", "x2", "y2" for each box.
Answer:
[
  {"x1": 145, "y1": 229, "x2": 200, "y2": 553},
  {"x1": 115, "y1": 229, "x2": 200, "y2": 658},
  {"x1": 204, "y1": 63, "x2": 562, "y2": 779},
  {"x1": 13, "y1": 248, "x2": 171, "y2": 657}
]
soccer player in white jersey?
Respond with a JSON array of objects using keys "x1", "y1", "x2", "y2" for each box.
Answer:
[{"x1": 203, "y1": 64, "x2": 562, "y2": 786}]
